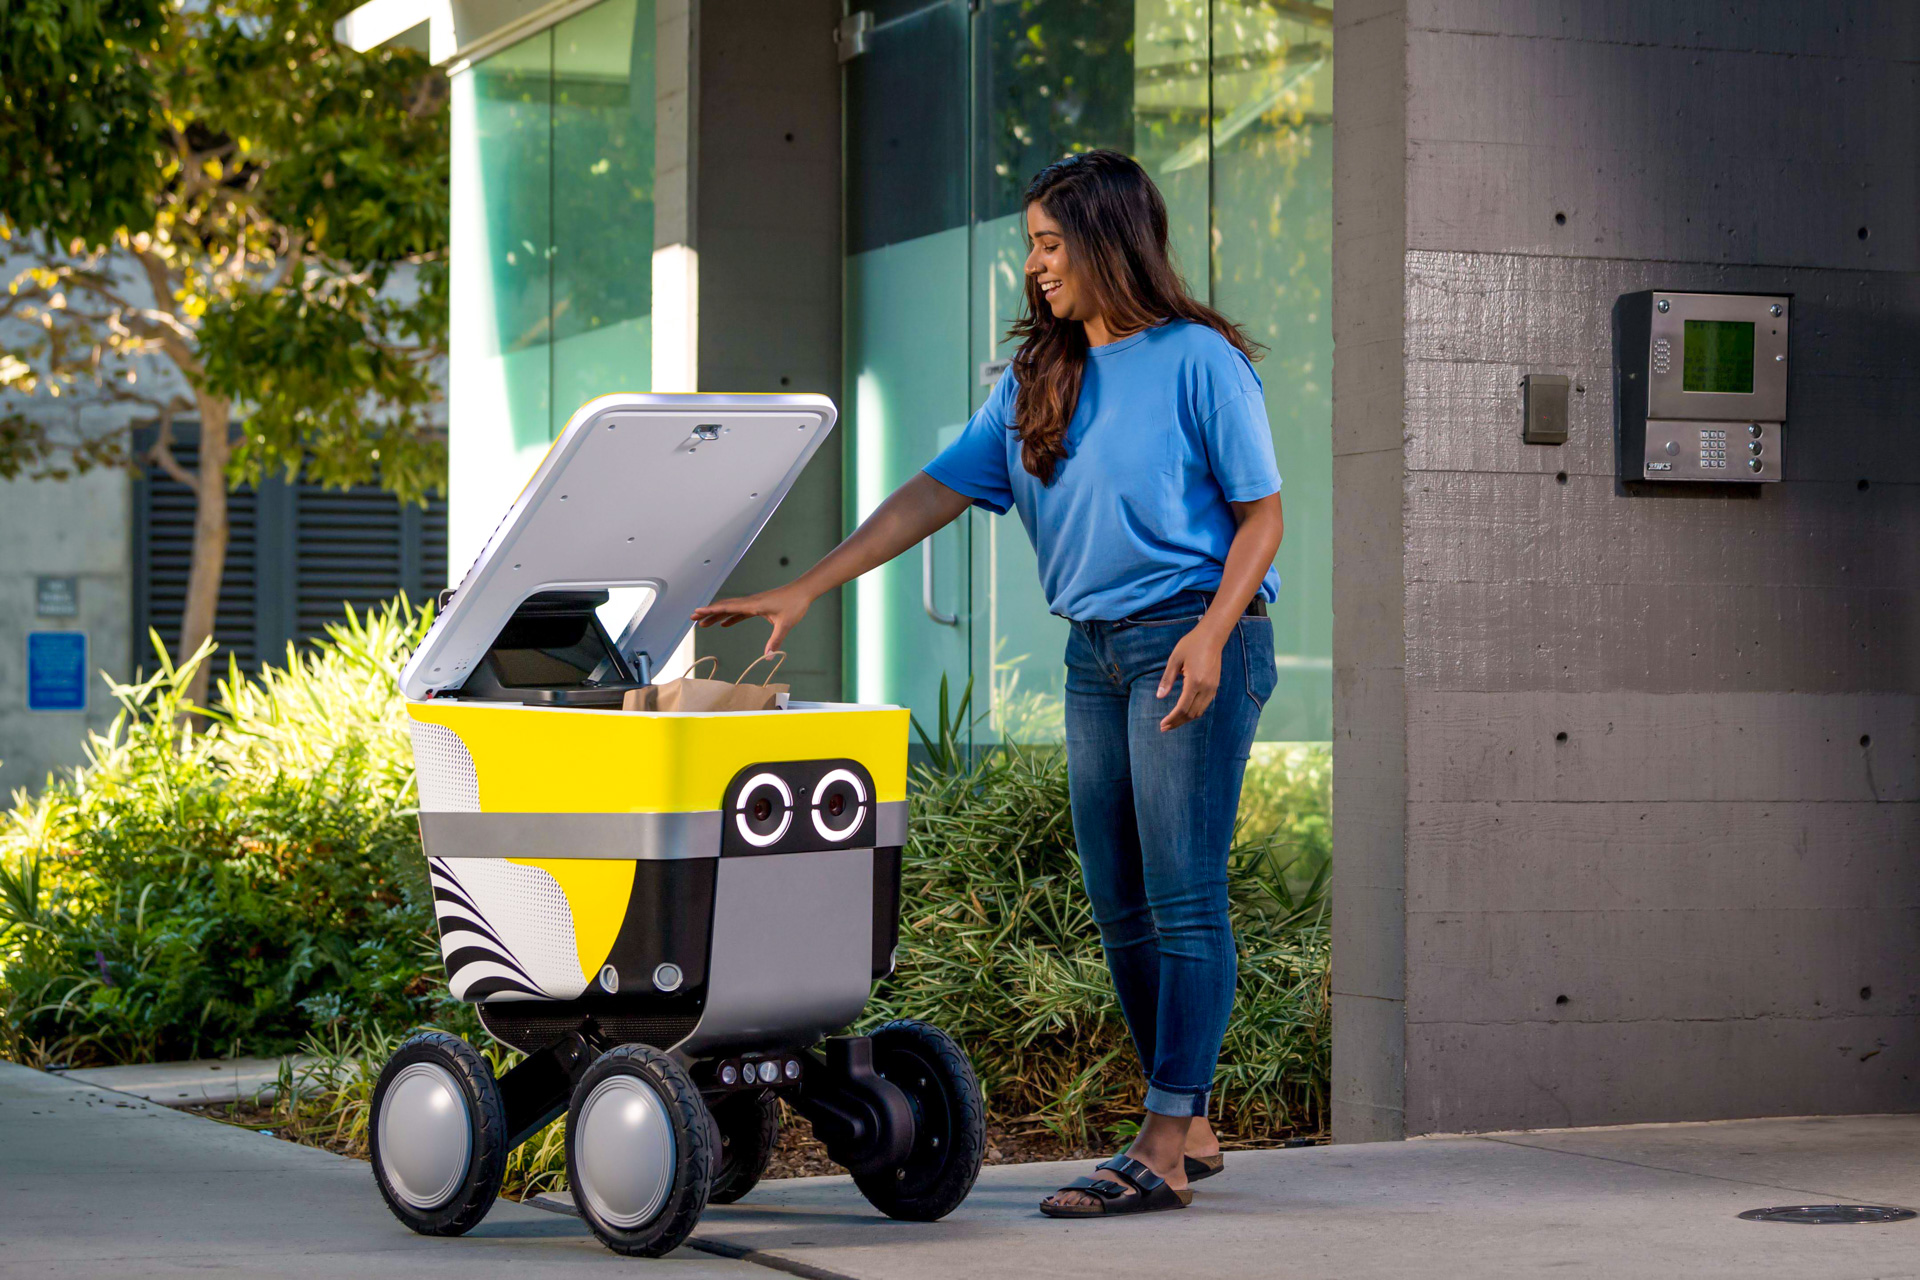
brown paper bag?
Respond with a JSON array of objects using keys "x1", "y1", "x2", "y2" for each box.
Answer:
[{"x1": 643, "y1": 652, "x2": 789, "y2": 713}]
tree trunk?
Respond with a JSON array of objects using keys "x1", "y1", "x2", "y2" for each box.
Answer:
[{"x1": 177, "y1": 392, "x2": 232, "y2": 708}]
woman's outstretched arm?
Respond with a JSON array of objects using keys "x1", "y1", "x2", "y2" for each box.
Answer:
[{"x1": 691, "y1": 471, "x2": 974, "y2": 656}]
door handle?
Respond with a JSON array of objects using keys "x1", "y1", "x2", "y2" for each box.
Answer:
[{"x1": 922, "y1": 537, "x2": 959, "y2": 626}]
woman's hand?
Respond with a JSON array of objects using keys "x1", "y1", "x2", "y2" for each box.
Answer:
[
  {"x1": 691, "y1": 583, "x2": 813, "y2": 657},
  {"x1": 688, "y1": 474, "x2": 972, "y2": 661},
  {"x1": 1156, "y1": 623, "x2": 1230, "y2": 731}
]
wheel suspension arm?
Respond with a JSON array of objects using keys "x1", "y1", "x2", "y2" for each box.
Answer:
[
  {"x1": 498, "y1": 1026, "x2": 604, "y2": 1150},
  {"x1": 790, "y1": 1036, "x2": 916, "y2": 1175}
]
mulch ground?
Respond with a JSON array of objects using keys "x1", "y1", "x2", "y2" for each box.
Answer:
[{"x1": 184, "y1": 1098, "x2": 1325, "y2": 1182}]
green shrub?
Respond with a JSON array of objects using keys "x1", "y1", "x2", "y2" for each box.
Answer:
[{"x1": 0, "y1": 604, "x2": 455, "y2": 1065}]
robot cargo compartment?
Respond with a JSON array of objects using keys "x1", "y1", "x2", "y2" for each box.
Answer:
[
  {"x1": 404, "y1": 699, "x2": 909, "y2": 817},
  {"x1": 424, "y1": 842, "x2": 899, "y2": 1053}
]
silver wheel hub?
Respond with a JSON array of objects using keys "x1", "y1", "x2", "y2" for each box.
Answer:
[
  {"x1": 378, "y1": 1062, "x2": 473, "y2": 1211},
  {"x1": 575, "y1": 1074, "x2": 676, "y2": 1230}
]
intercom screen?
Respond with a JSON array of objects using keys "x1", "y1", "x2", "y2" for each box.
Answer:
[
  {"x1": 1682, "y1": 319, "x2": 1755, "y2": 394},
  {"x1": 487, "y1": 613, "x2": 621, "y2": 688}
]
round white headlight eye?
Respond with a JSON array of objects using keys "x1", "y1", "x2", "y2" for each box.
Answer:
[
  {"x1": 734, "y1": 772, "x2": 794, "y2": 848},
  {"x1": 809, "y1": 768, "x2": 868, "y2": 842}
]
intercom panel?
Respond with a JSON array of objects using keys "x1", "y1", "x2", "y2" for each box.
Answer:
[{"x1": 1614, "y1": 290, "x2": 1789, "y2": 483}]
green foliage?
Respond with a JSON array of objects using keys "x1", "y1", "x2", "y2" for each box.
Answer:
[
  {"x1": 0, "y1": 0, "x2": 449, "y2": 503},
  {"x1": 272, "y1": 1025, "x2": 567, "y2": 1202},
  {"x1": 0, "y1": 0, "x2": 168, "y2": 245},
  {"x1": 0, "y1": 603, "x2": 449, "y2": 1066},
  {"x1": 2, "y1": 622, "x2": 1330, "y2": 1152},
  {"x1": 1237, "y1": 742, "x2": 1331, "y2": 898}
]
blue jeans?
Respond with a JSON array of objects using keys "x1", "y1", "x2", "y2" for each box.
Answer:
[{"x1": 1064, "y1": 590, "x2": 1276, "y2": 1119}]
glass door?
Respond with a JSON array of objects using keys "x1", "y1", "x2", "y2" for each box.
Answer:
[
  {"x1": 842, "y1": 0, "x2": 975, "y2": 726},
  {"x1": 964, "y1": 0, "x2": 1214, "y2": 745},
  {"x1": 843, "y1": 0, "x2": 1334, "y2": 748}
]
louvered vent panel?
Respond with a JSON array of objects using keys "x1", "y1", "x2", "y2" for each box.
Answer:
[
  {"x1": 137, "y1": 439, "x2": 261, "y2": 672},
  {"x1": 295, "y1": 486, "x2": 406, "y2": 642},
  {"x1": 421, "y1": 501, "x2": 449, "y2": 595},
  {"x1": 136, "y1": 423, "x2": 449, "y2": 677}
]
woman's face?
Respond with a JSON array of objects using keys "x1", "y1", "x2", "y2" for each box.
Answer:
[{"x1": 1025, "y1": 203, "x2": 1095, "y2": 323}]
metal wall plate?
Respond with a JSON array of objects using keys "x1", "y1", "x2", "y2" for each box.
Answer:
[{"x1": 1522, "y1": 373, "x2": 1570, "y2": 444}]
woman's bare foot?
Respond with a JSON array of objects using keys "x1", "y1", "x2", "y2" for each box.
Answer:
[
  {"x1": 1040, "y1": 1112, "x2": 1192, "y2": 1212},
  {"x1": 1185, "y1": 1115, "x2": 1222, "y2": 1160}
]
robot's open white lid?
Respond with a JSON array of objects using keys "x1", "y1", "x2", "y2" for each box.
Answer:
[{"x1": 401, "y1": 392, "x2": 836, "y2": 702}]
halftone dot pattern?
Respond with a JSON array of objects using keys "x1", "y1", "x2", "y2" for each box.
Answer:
[
  {"x1": 433, "y1": 858, "x2": 587, "y2": 1000},
  {"x1": 410, "y1": 721, "x2": 481, "y2": 812}
]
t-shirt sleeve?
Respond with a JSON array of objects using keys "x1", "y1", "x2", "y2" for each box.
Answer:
[
  {"x1": 922, "y1": 370, "x2": 1017, "y2": 515},
  {"x1": 1199, "y1": 387, "x2": 1282, "y2": 502}
]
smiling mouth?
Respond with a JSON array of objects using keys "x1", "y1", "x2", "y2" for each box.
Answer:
[{"x1": 1040, "y1": 280, "x2": 1063, "y2": 298}]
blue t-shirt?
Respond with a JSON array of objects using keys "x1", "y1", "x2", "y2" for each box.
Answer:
[{"x1": 923, "y1": 320, "x2": 1282, "y2": 622}]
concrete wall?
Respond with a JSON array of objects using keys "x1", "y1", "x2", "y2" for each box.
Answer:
[
  {"x1": 0, "y1": 252, "x2": 178, "y2": 795},
  {"x1": 688, "y1": 0, "x2": 845, "y2": 697},
  {"x1": 1332, "y1": 0, "x2": 1920, "y2": 1140},
  {"x1": 0, "y1": 470, "x2": 133, "y2": 797}
]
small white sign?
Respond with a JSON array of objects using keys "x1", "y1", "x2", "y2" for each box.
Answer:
[{"x1": 35, "y1": 575, "x2": 78, "y2": 617}]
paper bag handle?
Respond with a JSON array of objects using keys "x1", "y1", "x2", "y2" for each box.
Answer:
[
  {"x1": 735, "y1": 650, "x2": 787, "y2": 687},
  {"x1": 685, "y1": 654, "x2": 719, "y2": 680}
]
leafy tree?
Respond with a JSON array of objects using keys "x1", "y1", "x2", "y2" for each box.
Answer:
[{"x1": 0, "y1": 0, "x2": 449, "y2": 703}]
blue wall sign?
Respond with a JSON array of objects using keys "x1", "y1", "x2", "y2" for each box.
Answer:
[{"x1": 27, "y1": 632, "x2": 88, "y2": 713}]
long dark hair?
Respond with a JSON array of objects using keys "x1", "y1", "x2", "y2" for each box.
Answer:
[{"x1": 1007, "y1": 150, "x2": 1260, "y2": 483}]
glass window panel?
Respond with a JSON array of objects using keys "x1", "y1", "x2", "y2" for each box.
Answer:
[
  {"x1": 846, "y1": 0, "x2": 1333, "y2": 750},
  {"x1": 970, "y1": 0, "x2": 1211, "y2": 744},
  {"x1": 844, "y1": 3, "x2": 974, "y2": 706},
  {"x1": 847, "y1": 0, "x2": 969, "y2": 253},
  {"x1": 447, "y1": 30, "x2": 553, "y2": 572},
  {"x1": 445, "y1": 2, "x2": 657, "y2": 574},
  {"x1": 460, "y1": 31, "x2": 553, "y2": 450},
  {"x1": 551, "y1": 0, "x2": 655, "y2": 434},
  {"x1": 974, "y1": 0, "x2": 1133, "y2": 224},
  {"x1": 1211, "y1": 0, "x2": 1332, "y2": 741}
]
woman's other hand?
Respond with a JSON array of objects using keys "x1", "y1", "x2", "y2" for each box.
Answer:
[
  {"x1": 1156, "y1": 624, "x2": 1228, "y2": 731},
  {"x1": 691, "y1": 584, "x2": 812, "y2": 657}
]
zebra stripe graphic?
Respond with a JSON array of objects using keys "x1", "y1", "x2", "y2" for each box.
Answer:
[{"x1": 427, "y1": 858, "x2": 588, "y2": 1002}]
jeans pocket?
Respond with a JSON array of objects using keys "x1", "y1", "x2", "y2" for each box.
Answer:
[
  {"x1": 1240, "y1": 617, "x2": 1278, "y2": 709},
  {"x1": 1129, "y1": 614, "x2": 1206, "y2": 629}
]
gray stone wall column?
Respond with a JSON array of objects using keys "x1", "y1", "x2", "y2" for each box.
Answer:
[{"x1": 1332, "y1": 0, "x2": 1920, "y2": 1140}]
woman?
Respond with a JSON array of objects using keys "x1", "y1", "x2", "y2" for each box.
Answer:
[{"x1": 692, "y1": 150, "x2": 1283, "y2": 1219}]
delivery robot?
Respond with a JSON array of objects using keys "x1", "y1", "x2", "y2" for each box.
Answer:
[{"x1": 372, "y1": 393, "x2": 984, "y2": 1257}]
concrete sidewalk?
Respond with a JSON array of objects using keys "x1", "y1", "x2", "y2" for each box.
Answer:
[
  {"x1": 687, "y1": 1114, "x2": 1920, "y2": 1279},
  {"x1": 5, "y1": 1058, "x2": 1917, "y2": 1278},
  {"x1": 0, "y1": 1061, "x2": 758, "y2": 1278},
  {"x1": 55, "y1": 1055, "x2": 314, "y2": 1106}
]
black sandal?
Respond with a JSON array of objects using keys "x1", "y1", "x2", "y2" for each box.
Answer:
[
  {"x1": 1039, "y1": 1155, "x2": 1193, "y2": 1218},
  {"x1": 1185, "y1": 1152, "x2": 1224, "y2": 1182}
]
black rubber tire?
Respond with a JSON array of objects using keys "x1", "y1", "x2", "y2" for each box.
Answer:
[
  {"x1": 369, "y1": 1031, "x2": 508, "y2": 1237},
  {"x1": 851, "y1": 1019, "x2": 986, "y2": 1221},
  {"x1": 565, "y1": 1044, "x2": 714, "y2": 1257},
  {"x1": 707, "y1": 1089, "x2": 781, "y2": 1204}
]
